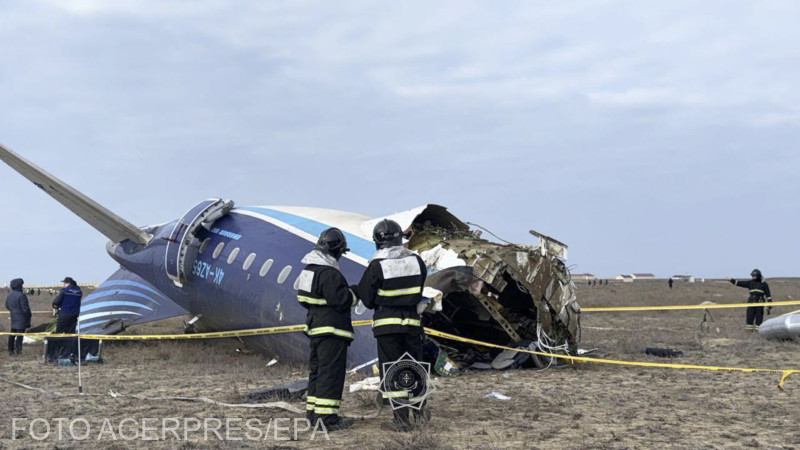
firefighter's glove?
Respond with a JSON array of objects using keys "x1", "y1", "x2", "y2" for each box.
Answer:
[{"x1": 766, "y1": 306, "x2": 772, "y2": 315}]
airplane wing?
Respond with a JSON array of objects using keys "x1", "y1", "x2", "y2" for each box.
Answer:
[
  {"x1": 0, "y1": 142, "x2": 151, "y2": 244},
  {"x1": 78, "y1": 267, "x2": 188, "y2": 334}
]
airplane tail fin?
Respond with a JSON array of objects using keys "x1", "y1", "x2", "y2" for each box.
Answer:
[
  {"x1": 0, "y1": 143, "x2": 151, "y2": 244},
  {"x1": 78, "y1": 267, "x2": 188, "y2": 334}
]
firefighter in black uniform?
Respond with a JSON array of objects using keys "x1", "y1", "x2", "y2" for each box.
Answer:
[
  {"x1": 297, "y1": 228, "x2": 357, "y2": 431},
  {"x1": 730, "y1": 269, "x2": 773, "y2": 331},
  {"x1": 356, "y1": 219, "x2": 429, "y2": 432}
]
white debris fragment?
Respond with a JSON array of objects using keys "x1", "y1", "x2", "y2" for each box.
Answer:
[
  {"x1": 516, "y1": 251, "x2": 529, "y2": 268},
  {"x1": 348, "y1": 358, "x2": 380, "y2": 374},
  {"x1": 420, "y1": 287, "x2": 444, "y2": 313},
  {"x1": 484, "y1": 392, "x2": 511, "y2": 400},
  {"x1": 266, "y1": 359, "x2": 278, "y2": 366},
  {"x1": 349, "y1": 377, "x2": 381, "y2": 393},
  {"x1": 422, "y1": 286, "x2": 443, "y2": 300},
  {"x1": 420, "y1": 245, "x2": 466, "y2": 271}
]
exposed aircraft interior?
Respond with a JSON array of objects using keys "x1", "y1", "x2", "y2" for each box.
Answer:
[{"x1": 402, "y1": 208, "x2": 581, "y2": 371}]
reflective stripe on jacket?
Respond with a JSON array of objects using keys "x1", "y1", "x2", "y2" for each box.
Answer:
[
  {"x1": 296, "y1": 263, "x2": 355, "y2": 341},
  {"x1": 733, "y1": 279, "x2": 772, "y2": 303},
  {"x1": 357, "y1": 247, "x2": 427, "y2": 336}
]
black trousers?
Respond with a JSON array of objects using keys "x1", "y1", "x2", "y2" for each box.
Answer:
[
  {"x1": 56, "y1": 313, "x2": 79, "y2": 333},
  {"x1": 746, "y1": 301, "x2": 765, "y2": 327},
  {"x1": 377, "y1": 332, "x2": 426, "y2": 422},
  {"x1": 307, "y1": 336, "x2": 349, "y2": 420},
  {"x1": 8, "y1": 328, "x2": 24, "y2": 354}
]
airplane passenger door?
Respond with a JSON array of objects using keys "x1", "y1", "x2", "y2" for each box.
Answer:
[{"x1": 165, "y1": 198, "x2": 234, "y2": 286}]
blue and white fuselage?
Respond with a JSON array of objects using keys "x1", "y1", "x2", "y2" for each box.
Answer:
[{"x1": 96, "y1": 204, "x2": 381, "y2": 368}]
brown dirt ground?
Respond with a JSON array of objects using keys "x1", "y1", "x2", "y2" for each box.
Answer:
[{"x1": 1, "y1": 279, "x2": 799, "y2": 449}]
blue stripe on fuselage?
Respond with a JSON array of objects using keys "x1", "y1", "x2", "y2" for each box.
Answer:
[
  {"x1": 83, "y1": 289, "x2": 161, "y2": 305},
  {"x1": 92, "y1": 279, "x2": 168, "y2": 302},
  {"x1": 238, "y1": 206, "x2": 374, "y2": 261},
  {"x1": 80, "y1": 301, "x2": 154, "y2": 313}
]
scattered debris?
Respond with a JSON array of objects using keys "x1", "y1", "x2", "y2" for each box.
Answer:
[
  {"x1": 645, "y1": 347, "x2": 684, "y2": 358},
  {"x1": 349, "y1": 377, "x2": 381, "y2": 393},
  {"x1": 488, "y1": 341, "x2": 550, "y2": 370},
  {"x1": 759, "y1": 312, "x2": 800, "y2": 340},
  {"x1": 183, "y1": 315, "x2": 202, "y2": 333},
  {"x1": 484, "y1": 392, "x2": 511, "y2": 400},
  {"x1": 348, "y1": 357, "x2": 379, "y2": 375},
  {"x1": 266, "y1": 359, "x2": 278, "y2": 366},
  {"x1": 242, "y1": 379, "x2": 308, "y2": 403},
  {"x1": 424, "y1": 344, "x2": 459, "y2": 376}
]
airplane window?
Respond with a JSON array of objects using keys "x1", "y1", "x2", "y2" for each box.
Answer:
[
  {"x1": 227, "y1": 247, "x2": 240, "y2": 264},
  {"x1": 243, "y1": 253, "x2": 256, "y2": 270},
  {"x1": 199, "y1": 238, "x2": 211, "y2": 254},
  {"x1": 277, "y1": 265, "x2": 292, "y2": 284},
  {"x1": 259, "y1": 259, "x2": 274, "y2": 277},
  {"x1": 212, "y1": 242, "x2": 225, "y2": 259}
]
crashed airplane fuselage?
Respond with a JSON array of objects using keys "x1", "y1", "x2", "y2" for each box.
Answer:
[{"x1": 0, "y1": 144, "x2": 580, "y2": 371}]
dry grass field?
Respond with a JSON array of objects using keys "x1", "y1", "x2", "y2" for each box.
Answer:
[{"x1": 1, "y1": 278, "x2": 799, "y2": 449}]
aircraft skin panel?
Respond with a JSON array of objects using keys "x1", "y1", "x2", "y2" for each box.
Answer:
[
  {"x1": 78, "y1": 267, "x2": 188, "y2": 333},
  {"x1": 179, "y1": 211, "x2": 376, "y2": 367},
  {"x1": 257, "y1": 206, "x2": 371, "y2": 240},
  {"x1": 235, "y1": 207, "x2": 373, "y2": 265}
]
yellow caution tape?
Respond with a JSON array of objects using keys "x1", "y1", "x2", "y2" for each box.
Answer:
[
  {"x1": 2, "y1": 318, "x2": 796, "y2": 388},
  {"x1": 0, "y1": 320, "x2": 375, "y2": 341},
  {"x1": 582, "y1": 300, "x2": 800, "y2": 312},
  {"x1": 3, "y1": 299, "x2": 792, "y2": 316},
  {"x1": 423, "y1": 328, "x2": 799, "y2": 389}
]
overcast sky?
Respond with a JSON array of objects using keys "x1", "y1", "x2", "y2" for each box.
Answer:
[{"x1": 1, "y1": 0, "x2": 798, "y2": 284}]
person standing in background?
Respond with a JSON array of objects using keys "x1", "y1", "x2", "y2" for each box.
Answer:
[
  {"x1": 5, "y1": 278, "x2": 31, "y2": 355},
  {"x1": 730, "y1": 269, "x2": 772, "y2": 331},
  {"x1": 53, "y1": 277, "x2": 82, "y2": 333}
]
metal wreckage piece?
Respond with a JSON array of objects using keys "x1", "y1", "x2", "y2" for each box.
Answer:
[{"x1": 405, "y1": 212, "x2": 581, "y2": 373}]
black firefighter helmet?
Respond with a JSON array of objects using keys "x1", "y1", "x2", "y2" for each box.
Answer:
[
  {"x1": 372, "y1": 219, "x2": 406, "y2": 250},
  {"x1": 751, "y1": 269, "x2": 763, "y2": 281},
  {"x1": 314, "y1": 227, "x2": 349, "y2": 260}
]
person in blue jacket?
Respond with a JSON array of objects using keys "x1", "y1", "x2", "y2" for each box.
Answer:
[
  {"x1": 52, "y1": 277, "x2": 82, "y2": 333},
  {"x1": 6, "y1": 278, "x2": 32, "y2": 355}
]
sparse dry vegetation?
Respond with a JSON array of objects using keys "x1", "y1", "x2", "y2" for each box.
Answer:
[{"x1": 1, "y1": 279, "x2": 799, "y2": 448}]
